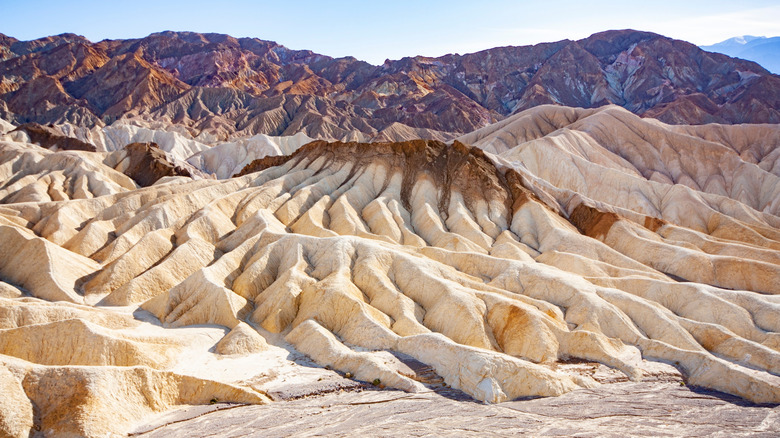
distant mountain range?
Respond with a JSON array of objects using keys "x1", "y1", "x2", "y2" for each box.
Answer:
[
  {"x1": 701, "y1": 36, "x2": 780, "y2": 74},
  {"x1": 1, "y1": 29, "x2": 779, "y2": 141}
]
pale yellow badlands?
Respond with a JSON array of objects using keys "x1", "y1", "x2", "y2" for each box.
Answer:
[{"x1": 0, "y1": 105, "x2": 779, "y2": 437}]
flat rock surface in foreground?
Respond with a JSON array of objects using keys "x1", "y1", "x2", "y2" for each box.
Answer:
[{"x1": 136, "y1": 381, "x2": 779, "y2": 437}]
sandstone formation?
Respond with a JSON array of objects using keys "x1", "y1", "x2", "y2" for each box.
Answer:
[
  {"x1": 0, "y1": 105, "x2": 779, "y2": 436},
  {"x1": 1, "y1": 29, "x2": 778, "y2": 143}
]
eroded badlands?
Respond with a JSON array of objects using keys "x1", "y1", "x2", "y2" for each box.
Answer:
[{"x1": 0, "y1": 105, "x2": 779, "y2": 437}]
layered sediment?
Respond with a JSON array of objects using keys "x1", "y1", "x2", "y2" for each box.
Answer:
[{"x1": 0, "y1": 105, "x2": 779, "y2": 436}]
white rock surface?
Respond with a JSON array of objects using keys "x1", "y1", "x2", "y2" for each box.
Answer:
[
  {"x1": 90, "y1": 124, "x2": 210, "y2": 160},
  {"x1": 187, "y1": 132, "x2": 313, "y2": 178},
  {"x1": 0, "y1": 118, "x2": 15, "y2": 135}
]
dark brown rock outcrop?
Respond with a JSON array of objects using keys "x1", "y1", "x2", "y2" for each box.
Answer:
[
  {"x1": 237, "y1": 139, "x2": 512, "y2": 217},
  {"x1": 11, "y1": 122, "x2": 96, "y2": 151},
  {"x1": 118, "y1": 142, "x2": 192, "y2": 187}
]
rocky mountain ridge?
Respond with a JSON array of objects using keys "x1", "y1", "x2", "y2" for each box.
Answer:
[
  {"x1": 1, "y1": 29, "x2": 778, "y2": 142},
  {"x1": 702, "y1": 35, "x2": 780, "y2": 74},
  {"x1": 0, "y1": 104, "x2": 779, "y2": 437}
]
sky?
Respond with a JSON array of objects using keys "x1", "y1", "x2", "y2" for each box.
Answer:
[{"x1": 2, "y1": 0, "x2": 780, "y2": 65}]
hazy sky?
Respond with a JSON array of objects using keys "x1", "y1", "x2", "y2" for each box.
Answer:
[{"x1": 2, "y1": 0, "x2": 780, "y2": 64}]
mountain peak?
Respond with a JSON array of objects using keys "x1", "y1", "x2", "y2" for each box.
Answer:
[
  {"x1": 721, "y1": 35, "x2": 764, "y2": 45},
  {"x1": 1, "y1": 29, "x2": 779, "y2": 138},
  {"x1": 701, "y1": 35, "x2": 780, "y2": 74}
]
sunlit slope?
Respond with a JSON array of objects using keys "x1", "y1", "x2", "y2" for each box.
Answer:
[{"x1": 0, "y1": 109, "x2": 779, "y2": 436}]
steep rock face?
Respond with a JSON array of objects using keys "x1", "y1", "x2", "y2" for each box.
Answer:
[
  {"x1": 444, "y1": 30, "x2": 779, "y2": 123},
  {"x1": 1, "y1": 30, "x2": 778, "y2": 141},
  {"x1": 63, "y1": 51, "x2": 190, "y2": 118}
]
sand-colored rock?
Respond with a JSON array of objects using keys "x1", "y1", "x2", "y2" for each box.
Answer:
[
  {"x1": 0, "y1": 295, "x2": 270, "y2": 437},
  {"x1": 0, "y1": 118, "x2": 14, "y2": 135},
  {"x1": 397, "y1": 332, "x2": 595, "y2": 403},
  {"x1": 0, "y1": 365, "x2": 33, "y2": 438},
  {"x1": 0, "y1": 318, "x2": 181, "y2": 367},
  {"x1": 215, "y1": 322, "x2": 269, "y2": 355},
  {"x1": 286, "y1": 319, "x2": 426, "y2": 393},
  {"x1": 0, "y1": 224, "x2": 99, "y2": 303},
  {"x1": 370, "y1": 122, "x2": 457, "y2": 143},
  {"x1": 2, "y1": 354, "x2": 269, "y2": 438},
  {"x1": 90, "y1": 124, "x2": 210, "y2": 160},
  {"x1": 187, "y1": 132, "x2": 314, "y2": 179},
  {"x1": 0, "y1": 296, "x2": 138, "y2": 330},
  {"x1": 0, "y1": 109, "x2": 778, "y2": 435},
  {"x1": 0, "y1": 140, "x2": 136, "y2": 203},
  {"x1": 0, "y1": 281, "x2": 22, "y2": 299}
]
